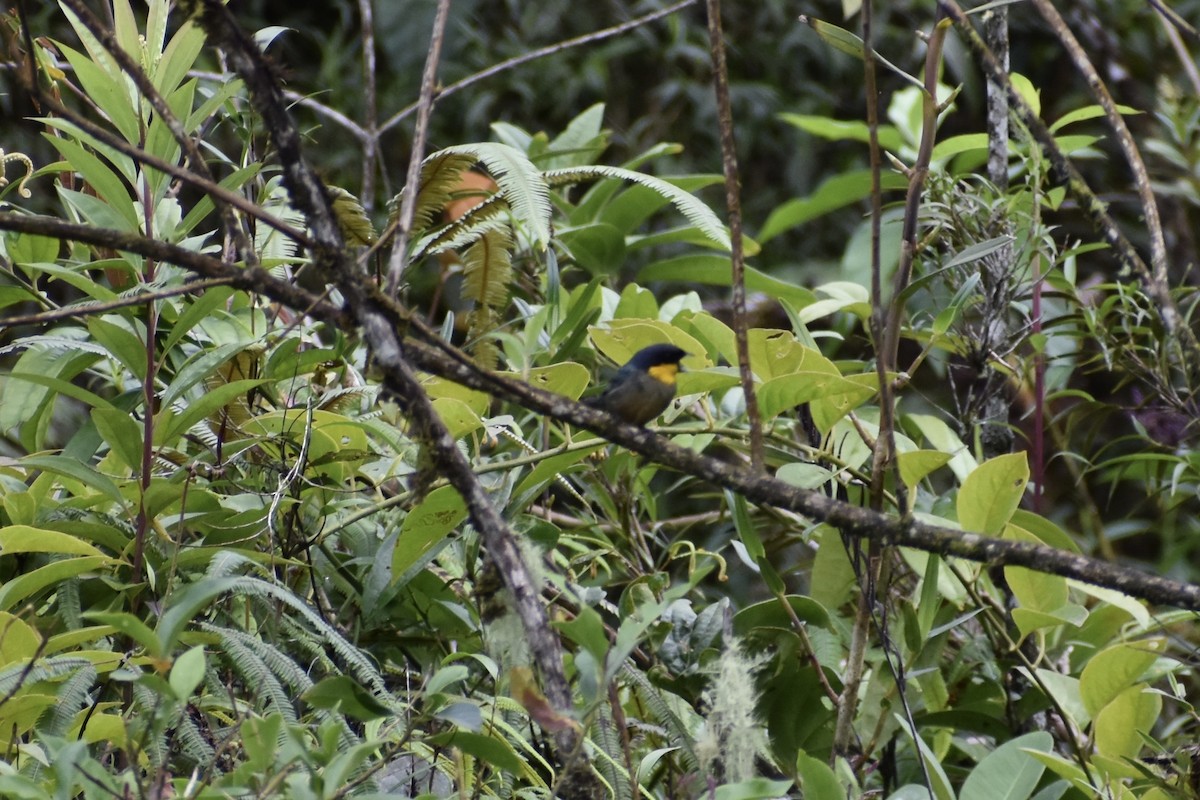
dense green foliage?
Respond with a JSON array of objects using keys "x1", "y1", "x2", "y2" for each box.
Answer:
[{"x1": 2, "y1": 1, "x2": 1200, "y2": 799}]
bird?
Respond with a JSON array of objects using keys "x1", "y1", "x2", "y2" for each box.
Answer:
[{"x1": 586, "y1": 343, "x2": 688, "y2": 426}]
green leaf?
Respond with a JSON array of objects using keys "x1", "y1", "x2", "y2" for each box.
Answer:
[
  {"x1": 554, "y1": 605, "x2": 609, "y2": 664},
  {"x1": 810, "y1": 526, "x2": 856, "y2": 610},
  {"x1": 0, "y1": 556, "x2": 111, "y2": 611},
  {"x1": 895, "y1": 712, "x2": 955, "y2": 800},
  {"x1": 796, "y1": 752, "x2": 843, "y2": 799},
  {"x1": 759, "y1": 168, "x2": 906, "y2": 242},
  {"x1": 169, "y1": 645, "x2": 206, "y2": 701},
  {"x1": 959, "y1": 731, "x2": 1052, "y2": 800},
  {"x1": 393, "y1": 485, "x2": 468, "y2": 580},
  {"x1": 241, "y1": 713, "x2": 283, "y2": 771},
  {"x1": 1003, "y1": 525, "x2": 1068, "y2": 614},
  {"x1": 559, "y1": 222, "x2": 626, "y2": 275},
  {"x1": 547, "y1": 166, "x2": 730, "y2": 250},
  {"x1": 427, "y1": 730, "x2": 527, "y2": 776},
  {"x1": 303, "y1": 676, "x2": 392, "y2": 721},
  {"x1": 590, "y1": 321, "x2": 706, "y2": 371},
  {"x1": 512, "y1": 447, "x2": 603, "y2": 512},
  {"x1": 897, "y1": 450, "x2": 952, "y2": 488},
  {"x1": 778, "y1": 113, "x2": 904, "y2": 151},
  {"x1": 91, "y1": 407, "x2": 143, "y2": 471},
  {"x1": 1093, "y1": 684, "x2": 1161, "y2": 762},
  {"x1": 904, "y1": 414, "x2": 977, "y2": 482},
  {"x1": 498, "y1": 362, "x2": 591, "y2": 400},
  {"x1": 159, "y1": 378, "x2": 263, "y2": 443},
  {"x1": 18, "y1": 455, "x2": 125, "y2": 506},
  {"x1": 1010, "y1": 72, "x2": 1041, "y2": 118},
  {"x1": 432, "y1": 397, "x2": 483, "y2": 441},
  {"x1": 0, "y1": 525, "x2": 107, "y2": 558},
  {"x1": 86, "y1": 317, "x2": 147, "y2": 380},
  {"x1": 81, "y1": 611, "x2": 161, "y2": 658},
  {"x1": 421, "y1": 375, "x2": 491, "y2": 417},
  {"x1": 155, "y1": 576, "x2": 242, "y2": 652},
  {"x1": 4, "y1": 232, "x2": 59, "y2": 266},
  {"x1": 1049, "y1": 103, "x2": 1141, "y2": 133},
  {"x1": 638, "y1": 256, "x2": 817, "y2": 311},
  {"x1": 956, "y1": 452, "x2": 1029, "y2": 535},
  {"x1": 43, "y1": 136, "x2": 138, "y2": 229},
  {"x1": 0, "y1": 612, "x2": 41, "y2": 665},
  {"x1": 757, "y1": 371, "x2": 876, "y2": 423},
  {"x1": 55, "y1": 43, "x2": 140, "y2": 144},
  {"x1": 797, "y1": 17, "x2": 924, "y2": 91},
  {"x1": 930, "y1": 132, "x2": 991, "y2": 161},
  {"x1": 713, "y1": 778, "x2": 794, "y2": 800},
  {"x1": 1080, "y1": 639, "x2": 1165, "y2": 719},
  {"x1": 732, "y1": 595, "x2": 830, "y2": 633},
  {"x1": 155, "y1": 20, "x2": 206, "y2": 95},
  {"x1": 160, "y1": 342, "x2": 252, "y2": 408}
]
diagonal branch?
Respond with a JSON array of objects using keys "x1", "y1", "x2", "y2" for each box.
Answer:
[
  {"x1": 704, "y1": 0, "x2": 763, "y2": 471},
  {"x1": 186, "y1": 3, "x2": 597, "y2": 782},
  {"x1": 940, "y1": 0, "x2": 1200, "y2": 379},
  {"x1": 4, "y1": 207, "x2": 1200, "y2": 613},
  {"x1": 378, "y1": 0, "x2": 698, "y2": 134},
  {"x1": 383, "y1": 0, "x2": 451, "y2": 297}
]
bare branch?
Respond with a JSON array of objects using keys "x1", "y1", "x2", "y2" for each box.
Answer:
[
  {"x1": 379, "y1": 0, "x2": 698, "y2": 134},
  {"x1": 704, "y1": 0, "x2": 762, "y2": 471},
  {"x1": 383, "y1": 0, "x2": 451, "y2": 297},
  {"x1": 4, "y1": 208, "x2": 1200, "y2": 613}
]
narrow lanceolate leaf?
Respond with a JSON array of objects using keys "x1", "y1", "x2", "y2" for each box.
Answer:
[{"x1": 545, "y1": 166, "x2": 731, "y2": 251}]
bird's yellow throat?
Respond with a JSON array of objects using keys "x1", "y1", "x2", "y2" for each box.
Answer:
[{"x1": 648, "y1": 363, "x2": 679, "y2": 385}]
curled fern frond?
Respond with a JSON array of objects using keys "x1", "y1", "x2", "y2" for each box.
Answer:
[
  {"x1": 545, "y1": 165, "x2": 732, "y2": 251},
  {"x1": 387, "y1": 152, "x2": 478, "y2": 237},
  {"x1": 462, "y1": 228, "x2": 514, "y2": 370}
]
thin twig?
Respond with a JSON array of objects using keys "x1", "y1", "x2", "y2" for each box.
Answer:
[
  {"x1": 0, "y1": 277, "x2": 235, "y2": 328},
  {"x1": 836, "y1": 0, "x2": 886, "y2": 761},
  {"x1": 940, "y1": 0, "x2": 1200, "y2": 376},
  {"x1": 55, "y1": 0, "x2": 258, "y2": 266},
  {"x1": 378, "y1": 0, "x2": 697, "y2": 134},
  {"x1": 1031, "y1": 0, "x2": 1169, "y2": 311},
  {"x1": 6, "y1": 64, "x2": 312, "y2": 248},
  {"x1": 5, "y1": 207, "x2": 1200, "y2": 610},
  {"x1": 187, "y1": 4, "x2": 597, "y2": 785},
  {"x1": 383, "y1": 0, "x2": 451, "y2": 297},
  {"x1": 704, "y1": 0, "x2": 762, "y2": 471},
  {"x1": 1159, "y1": 9, "x2": 1200, "y2": 96},
  {"x1": 356, "y1": 0, "x2": 380, "y2": 209}
]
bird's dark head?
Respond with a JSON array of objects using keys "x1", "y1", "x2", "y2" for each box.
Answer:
[{"x1": 626, "y1": 343, "x2": 688, "y2": 385}]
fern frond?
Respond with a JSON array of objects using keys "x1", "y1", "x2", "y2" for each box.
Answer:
[
  {"x1": 0, "y1": 656, "x2": 94, "y2": 696},
  {"x1": 620, "y1": 664, "x2": 701, "y2": 773},
  {"x1": 462, "y1": 229, "x2": 513, "y2": 310},
  {"x1": 43, "y1": 663, "x2": 97, "y2": 735},
  {"x1": 462, "y1": 229, "x2": 514, "y2": 370},
  {"x1": 315, "y1": 385, "x2": 377, "y2": 414},
  {"x1": 181, "y1": 567, "x2": 388, "y2": 697},
  {"x1": 172, "y1": 700, "x2": 218, "y2": 767},
  {"x1": 328, "y1": 185, "x2": 378, "y2": 246},
  {"x1": 412, "y1": 197, "x2": 511, "y2": 261},
  {"x1": 544, "y1": 166, "x2": 732, "y2": 251},
  {"x1": 432, "y1": 143, "x2": 551, "y2": 248},
  {"x1": 207, "y1": 623, "x2": 300, "y2": 722},
  {"x1": 590, "y1": 706, "x2": 634, "y2": 800},
  {"x1": 387, "y1": 152, "x2": 477, "y2": 237}
]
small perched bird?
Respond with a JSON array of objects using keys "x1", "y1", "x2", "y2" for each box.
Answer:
[{"x1": 587, "y1": 343, "x2": 688, "y2": 426}]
